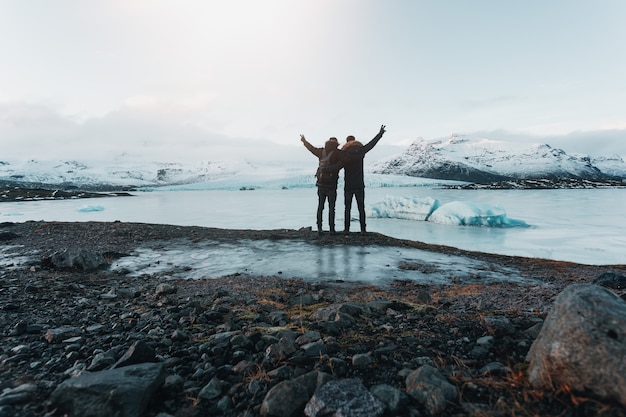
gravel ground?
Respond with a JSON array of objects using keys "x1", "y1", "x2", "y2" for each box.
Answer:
[{"x1": 1, "y1": 220, "x2": 625, "y2": 416}]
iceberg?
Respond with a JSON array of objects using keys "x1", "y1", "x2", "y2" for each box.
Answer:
[
  {"x1": 368, "y1": 195, "x2": 528, "y2": 228},
  {"x1": 77, "y1": 204, "x2": 105, "y2": 213},
  {"x1": 369, "y1": 195, "x2": 440, "y2": 221},
  {"x1": 428, "y1": 201, "x2": 528, "y2": 227}
]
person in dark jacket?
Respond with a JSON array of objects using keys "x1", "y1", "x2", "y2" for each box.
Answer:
[
  {"x1": 340, "y1": 124, "x2": 386, "y2": 234},
  {"x1": 301, "y1": 134, "x2": 342, "y2": 235}
]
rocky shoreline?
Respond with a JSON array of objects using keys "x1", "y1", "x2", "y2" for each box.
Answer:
[{"x1": 1, "y1": 221, "x2": 626, "y2": 416}]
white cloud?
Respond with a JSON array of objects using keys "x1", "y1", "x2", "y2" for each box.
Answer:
[
  {"x1": 2, "y1": 2, "x2": 626, "y2": 160},
  {"x1": 2, "y1": 100, "x2": 623, "y2": 166}
]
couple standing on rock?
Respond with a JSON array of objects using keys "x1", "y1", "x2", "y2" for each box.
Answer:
[{"x1": 301, "y1": 124, "x2": 386, "y2": 235}]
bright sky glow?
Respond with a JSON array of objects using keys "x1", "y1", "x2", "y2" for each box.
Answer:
[{"x1": 1, "y1": 0, "x2": 625, "y2": 160}]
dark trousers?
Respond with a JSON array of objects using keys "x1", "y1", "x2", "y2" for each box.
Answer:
[
  {"x1": 344, "y1": 188, "x2": 366, "y2": 232},
  {"x1": 317, "y1": 187, "x2": 337, "y2": 231}
]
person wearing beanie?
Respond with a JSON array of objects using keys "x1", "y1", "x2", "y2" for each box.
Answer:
[
  {"x1": 340, "y1": 124, "x2": 386, "y2": 234},
  {"x1": 300, "y1": 134, "x2": 343, "y2": 235}
]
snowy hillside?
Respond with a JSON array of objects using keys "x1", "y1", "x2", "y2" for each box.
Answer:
[
  {"x1": 370, "y1": 134, "x2": 626, "y2": 183},
  {"x1": 0, "y1": 154, "x2": 448, "y2": 191},
  {"x1": 0, "y1": 157, "x2": 259, "y2": 190},
  {"x1": 2, "y1": 134, "x2": 625, "y2": 190}
]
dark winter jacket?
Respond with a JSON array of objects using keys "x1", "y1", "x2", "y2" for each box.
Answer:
[{"x1": 340, "y1": 131, "x2": 384, "y2": 190}]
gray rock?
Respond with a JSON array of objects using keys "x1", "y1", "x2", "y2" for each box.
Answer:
[
  {"x1": 198, "y1": 377, "x2": 225, "y2": 400},
  {"x1": 405, "y1": 365, "x2": 459, "y2": 415},
  {"x1": 304, "y1": 378, "x2": 384, "y2": 417},
  {"x1": 259, "y1": 371, "x2": 332, "y2": 417},
  {"x1": 155, "y1": 283, "x2": 177, "y2": 296},
  {"x1": 217, "y1": 395, "x2": 233, "y2": 412},
  {"x1": 480, "y1": 316, "x2": 515, "y2": 336},
  {"x1": 261, "y1": 379, "x2": 310, "y2": 417},
  {"x1": 310, "y1": 302, "x2": 366, "y2": 323},
  {"x1": 230, "y1": 333, "x2": 253, "y2": 349},
  {"x1": 526, "y1": 283, "x2": 626, "y2": 407},
  {"x1": 88, "y1": 351, "x2": 116, "y2": 372},
  {"x1": 291, "y1": 293, "x2": 316, "y2": 306},
  {"x1": 50, "y1": 362, "x2": 166, "y2": 417},
  {"x1": 292, "y1": 371, "x2": 334, "y2": 397},
  {"x1": 112, "y1": 340, "x2": 156, "y2": 369},
  {"x1": 0, "y1": 405, "x2": 15, "y2": 417},
  {"x1": 295, "y1": 331, "x2": 322, "y2": 345},
  {"x1": 0, "y1": 384, "x2": 37, "y2": 406},
  {"x1": 163, "y1": 374, "x2": 184, "y2": 391},
  {"x1": 366, "y1": 300, "x2": 393, "y2": 312},
  {"x1": 301, "y1": 341, "x2": 327, "y2": 357},
  {"x1": 336, "y1": 302, "x2": 368, "y2": 316},
  {"x1": 265, "y1": 337, "x2": 298, "y2": 364},
  {"x1": 524, "y1": 321, "x2": 543, "y2": 339},
  {"x1": 0, "y1": 231, "x2": 19, "y2": 241},
  {"x1": 476, "y1": 335, "x2": 494, "y2": 347},
  {"x1": 370, "y1": 384, "x2": 409, "y2": 415},
  {"x1": 45, "y1": 249, "x2": 107, "y2": 272},
  {"x1": 352, "y1": 353, "x2": 373, "y2": 368},
  {"x1": 478, "y1": 362, "x2": 511, "y2": 376},
  {"x1": 170, "y1": 329, "x2": 189, "y2": 341},
  {"x1": 269, "y1": 311, "x2": 288, "y2": 325},
  {"x1": 44, "y1": 326, "x2": 81, "y2": 344},
  {"x1": 593, "y1": 272, "x2": 626, "y2": 290}
]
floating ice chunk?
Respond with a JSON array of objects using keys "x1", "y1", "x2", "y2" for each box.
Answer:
[
  {"x1": 428, "y1": 201, "x2": 528, "y2": 227},
  {"x1": 369, "y1": 195, "x2": 440, "y2": 221},
  {"x1": 77, "y1": 204, "x2": 105, "y2": 213}
]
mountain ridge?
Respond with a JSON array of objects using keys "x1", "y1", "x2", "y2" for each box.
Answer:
[
  {"x1": 370, "y1": 134, "x2": 626, "y2": 184},
  {"x1": 2, "y1": 135, "x2": 625, "y2": 191}
]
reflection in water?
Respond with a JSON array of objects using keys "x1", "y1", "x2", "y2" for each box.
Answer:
[{"x1": 109, "y1": 239, "x2": 536, "y2": 286}]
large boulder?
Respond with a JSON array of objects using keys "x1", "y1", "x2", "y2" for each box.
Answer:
[
  {"x1": 526, "y1": 284, "x2": 626, "y2": 406},
  {"x1": 43, "y1": 248, "x2": 107, "y2": 271},
  {"x1": 49, "y1": 362, "x2": 165, "y2": 417}
]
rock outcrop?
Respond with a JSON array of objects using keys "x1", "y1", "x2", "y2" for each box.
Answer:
[{"x1": 526, "y1": 283, "x2": 626, "y2": 407}]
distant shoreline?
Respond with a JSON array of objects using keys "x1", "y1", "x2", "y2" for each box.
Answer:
[
  {"x1": 1, "y1": 186, "x2": 134, "y2": 202},
  {"x1": 2, "y1": 176, "x2": 626, "y2": 203},
  {"x1": 443, "y1": 177, "x2": 626, "y2": 189}
]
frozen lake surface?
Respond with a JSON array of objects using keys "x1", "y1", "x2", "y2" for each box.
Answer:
[{"x1": 2, "y1": 187, "x2": 625, "y2": 266}]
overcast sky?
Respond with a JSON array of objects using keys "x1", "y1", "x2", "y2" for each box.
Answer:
[{"x1": 1, "y1": 0, "x2": 625, "y2": 160}]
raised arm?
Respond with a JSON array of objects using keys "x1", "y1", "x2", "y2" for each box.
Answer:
[
  {"x1": 362, "y1": 124, "x2": 386, "y2": 154},
  {"x1": 300, "y1": 134, "x2": 322, "y2": 158}
]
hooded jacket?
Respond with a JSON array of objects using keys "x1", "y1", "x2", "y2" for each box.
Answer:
[{"x1": 340, "y1": 131, "x2": 383, "y2": 190}]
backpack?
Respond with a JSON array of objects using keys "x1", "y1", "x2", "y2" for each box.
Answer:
[{"x1": 315, "y1": 150, "x2": 336, "y2": 184}]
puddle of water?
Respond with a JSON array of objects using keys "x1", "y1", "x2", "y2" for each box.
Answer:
[
  {"x1": 1, "y1": 238, "x2": 537, "y2": 285},
  {"x1": 0, "y1": 245, "x2": 36, "y2": 271},
  {"x1": 110, "y1": 239, "x2": 536, "y2": 285}
]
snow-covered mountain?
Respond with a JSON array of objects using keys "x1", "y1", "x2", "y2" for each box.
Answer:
[
  {"x1": 370, "y1": 134, "x2": 626, "y2": 183},
  {"x1": 2, "y1": 134, "x2": 625, "y2": 191},
  {"x1": 0, "y1": 156, "x2": 309, "y2": 191}
]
